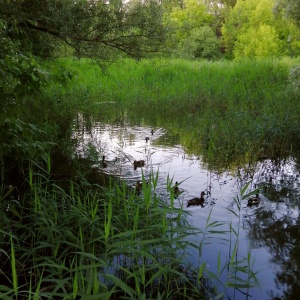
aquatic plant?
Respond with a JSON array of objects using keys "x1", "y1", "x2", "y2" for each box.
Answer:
[
  {"x1": 45, "y1": 57, "x2": 300, "y2": 170},
  {"x1": 0, "y1": 161, "x2": 260, "y2": 299}
]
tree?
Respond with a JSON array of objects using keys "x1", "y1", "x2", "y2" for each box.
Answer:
[
  {"x1": 222, "y1": 0, "x2": 300, "y2": 58},
  {"x1": 163, "y1": 0, "x2": 219, "y2": 58},
  {"x1": 274, "y1": 0, "x2": 300, "y2": 26},
  {"x1": 0, "y1": 0, "x2": 166, "y2": 123},
  {"x1": 234, "y1": 24, "x2": 279, "y2": 57},
  {"x1": 177, "y1": 26, "x2": 220, "y2": 59},
  {"x1": 0, "y1": 0, "x2": 165, "y2": 59}
]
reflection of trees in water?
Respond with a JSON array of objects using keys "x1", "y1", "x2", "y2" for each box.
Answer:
[
  {"x1": 249, "y1": 211, "x2": 300, "y2": 300},
  {"x1": 240, "y1": 157, "x2": 300, "y2": 207},
  {"x1": 240, "y1": 158, "x2": 300, "y2": 300}
]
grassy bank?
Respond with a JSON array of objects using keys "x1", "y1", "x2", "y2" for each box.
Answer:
[{"x1": 46, "y1": 57, "x2": 300, "y2": 168}]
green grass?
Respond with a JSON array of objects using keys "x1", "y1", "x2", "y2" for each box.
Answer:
[
  {"x1": 1, "y1": 56, "x2": 298, "y2": 298},
  {"x1": 0, "y1": 161, "x2": 260, "y2": 299},
  {"x1": 44, "y1": 57, "x2": 300, "y2": 169}
]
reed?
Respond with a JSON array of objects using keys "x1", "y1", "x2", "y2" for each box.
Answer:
[
  {"x1": 2, "y1": 57, "x2": 297, "y2": 297},
  {"x1": 44, "y1": 57, "x2": 300, "y2": 169},
  {"x1": 0, "y1": 159, "x2": 260, "y2": 299},
  {"x1": 0, "y1": 162, "x2": 199, "y2": 299}
]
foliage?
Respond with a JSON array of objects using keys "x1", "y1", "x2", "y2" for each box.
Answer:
[
  {"x1": 177, "y1": 26, "x2": 221, "y2": 59},
  {"x1": 234, "y1": 24, "x2": 280, "y2": 58},
  {"x1": 0, "y1": 166, "x2": 211, "y2": 299},
  {"x1": 274, "y1": 0, "x2": 300, "y2": 26},
  {"x1": 222, "y1": 0, "x2": 300, "y2": 58},
  {"x1": 163, "y1": 0, "x2": 216, "y2": 58},
  {"x1": 55, "y1": 57, "x2": 300, "y2": 169},
  {"x1": 0, "y1": 0, "x2": 165, "y2": 60},
  {"x1": 0, "y1": 152, "x2": 262, "y2": 299}
]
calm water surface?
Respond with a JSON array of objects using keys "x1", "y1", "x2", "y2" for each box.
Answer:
[{"x1": 72, "y1": 114, "x2": 300, "y2": 300}]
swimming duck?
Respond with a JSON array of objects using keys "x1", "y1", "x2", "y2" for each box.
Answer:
[
  {"x1": 187, "y1": 192, "x2": 205, "y2": 207},
  {"x1": 173, "y1": 181, "x2": 180, "y2": 194},
  {"x1": 173, "y1": 181, "x2": 183, "y2": 198},
  {"x1": 102, "y1": 156, "x2": 107, "y2": 168},
  {"x1": 133, "y1": 160, "x2": 145, "y2": 170},
  {"x1": 247, "y1": 194, "x2": 261, "y2": 206},
  {"x1": 135, "y1": 181, "x2": 142, "y2": 194}
]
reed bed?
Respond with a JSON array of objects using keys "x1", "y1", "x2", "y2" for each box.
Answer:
[
  {"x1": 3, "y1": 57, "x2": 296, "y2": 298},
  {"x1": 0, "y1": 163, "x2": 201, "y2": 299},
  {"x1": 45, "y1": 57, "x2": 300, "y2": 169},
  {"x1": 1, "y1": 160, "x2": 259, "y2": 299}
]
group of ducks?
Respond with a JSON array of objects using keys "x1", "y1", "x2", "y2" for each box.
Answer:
[
  {"x1": 133, "y1": 130, "x2": 155, "y2": 170},
  {"x1": 101, "y1": 157, "x2": 146, "y2": 170},
  {"x1": 186, "y1": 191, "x2": 261, "y2": 208},
  {"x1": 174, "y1": 181, "x2": 261, "y2": 208},
  {"x1": 101, "y1": 130, "x2": 155, "y2": 170},
  {"x1": 105, "y1": 128, "x2": 262, "y2": 208},
  {"x1": 135, "y1": 180, "x2": 261, "y2": 208}
]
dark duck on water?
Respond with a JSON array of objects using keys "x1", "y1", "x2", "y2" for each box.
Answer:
[
  {"x1": 247, "y1": 194, "x2": 261, "y2": 206},
  {"x1": 187, "y1": 191, "x2": 206, "y2": 207},
  {"x1": 133, "y1": 160, "x2": 145, "y2": 170}
]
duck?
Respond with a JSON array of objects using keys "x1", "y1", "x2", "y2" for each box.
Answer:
[
  {"x1": 173, "y1": 181, "x2": 182, "y2": 198},
  {"x1": 247, "y1": 194, "x2": 261, "y2": 206},
  {"x1": 187, "y1": 191, "x2": 205, "y2": 207},
  {"x1": 101, "y1": 155, "x2": 107, "y2": 168},
  {"x1": 133, "y1": 160, "x2": 145, "y2": 170},
  {"x1": 135, "y1": 181, "x2": 142, "y2": 194},
  {"x1": 145, "y1": 137, "x2": 150, "y2": 143},
  {"x1": 151, "y1": 129, "x2": 154, "y2": 135},
  {"x1": 173, "y1": 181, "x2": 180, "y2": 194}
]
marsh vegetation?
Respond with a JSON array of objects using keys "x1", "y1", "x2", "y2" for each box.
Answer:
[
  {"x1": 2, "y1": 57, "x2": 300, "y2": 299},
  {"x1": 2, "y1": 0, "x2": 300, "y2": 298}
]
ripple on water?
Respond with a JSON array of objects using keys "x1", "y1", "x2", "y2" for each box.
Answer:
[{"x1": 72, "y1": 116, "x2": 300, "y2": 300}]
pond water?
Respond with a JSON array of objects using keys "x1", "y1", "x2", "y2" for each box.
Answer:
[{"x1": 72, "y1": 113, "x2": 300, "y2": 300}]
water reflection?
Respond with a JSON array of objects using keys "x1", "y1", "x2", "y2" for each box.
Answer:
[{"x1": 71, "y1": 114, "x2": 300, "y2": 300}]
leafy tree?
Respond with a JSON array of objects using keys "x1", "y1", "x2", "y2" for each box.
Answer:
[
  {"x1": 0, "y1": 0, "x2": 166, "y2": 121},
  {"x1": 234, "y1": 24, "x2": 279, "y2": 57},
  {"x1": 163, "y1": 0, "x2": 220, "y2": 58},
  {"x1": 177, "y1": 26, "x2": 220, "y2": 59},
  {"x1": 221, "y1": 0, "x2": 251, "y2": 58},
  {"x1": 0, "y1": 0, "x2": 165, "y2": 59},
  {"x1": 274, "y1": 0, "x2": 300, "y2": 26},
  {"x1": 222, "y1": 0, "x2": 300, "y2": 58}
]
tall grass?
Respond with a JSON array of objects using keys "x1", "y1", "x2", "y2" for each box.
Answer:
[
  {"x1": 0, "y1": 162, "x2": 201, "y2": 299},
  {"x1": 2, "y1": 55, "x2": 298, "y2": 298},
  {"x1": 0, "y1": 161, "x2": 260, "y2": 299},
  {"x1": 45, "y1": 57, "x2": 300, "y2": 169}
]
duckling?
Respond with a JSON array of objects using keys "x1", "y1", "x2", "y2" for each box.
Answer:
[
  {"x1": 135, "y1": 181, "x2": 142, "y2": 194},
  {"x1": 173, "y1": 181, "x2": 182, "y2": 198},
  {"x1": 101, "y1": 155, "x2": 107, "y2": 168},
  {"x1": 247, "y1": 194, "x2": 261, "y2": 206},
  {"x1": 174, "y1": 181, "x2": 180, "y2": 194},
  {"x1": 187, "y1": 191, "x2": 205, "y2": 207},
  {"x1": 133, "y1": 160, "x2": 145, "y2": 170}
]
